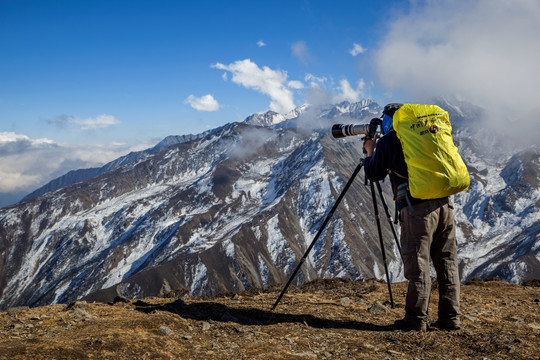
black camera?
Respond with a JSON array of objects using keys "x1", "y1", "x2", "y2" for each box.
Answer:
[{"x1": 331, "y1": 118, "x2": 382, "y2": 139}]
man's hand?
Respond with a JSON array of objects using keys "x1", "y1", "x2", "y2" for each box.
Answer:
[{"x1": 364, "y1": 134, "x2": 378, "y2": 157}]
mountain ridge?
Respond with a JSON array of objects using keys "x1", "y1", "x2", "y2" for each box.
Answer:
[
  {"x1": 0, "y1": 99, "x2": 539, "y2": 310},
  {"x1": 18, "y1": 100, "x2": 380, "y2": 204}
]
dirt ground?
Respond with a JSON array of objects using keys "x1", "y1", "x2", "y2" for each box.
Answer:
[{"x1": 1, "y1": 278, "x2": 539, "y2": 359}]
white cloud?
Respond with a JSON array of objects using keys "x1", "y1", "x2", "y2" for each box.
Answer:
[
  {"x1": 0, "y1": 132, "x2": 55, "y2": 149},
  {"x1": 291, "y1": 40, "x2": 313, "y2": 63},
  {"x1": 305, "y1": 73, "x2": 328, "y2": 88},
  {"x1": 257, "y1": 40, "x2": 267, "y2": 47},
  {"x1": 212, "y1": 59, "x2": 296, "y2": 114},
  {"x1": 0, "y1": 132, "x2": 148, "y2": 193},
  {"x1": 288, "y1": 80, "x2": 304, "y2": 89},
  {"x1": 349, "y1": 43, "x2": 366, "y2": 56},
  {"x1": 0, "y1": 132, "x2": 58, "y2": 192},
  {"x1": 49, "y1": 114, "x2": 120, "y2": 130},
  {"x1": 334, "y1": 79, "x2": 365, "y2": 103},
  {"x1": 373, "y1": 0, "x2": 540, "y2": 139},
  {"x1": 185, "y1": 94, "x2": 220, "y2": 112}
]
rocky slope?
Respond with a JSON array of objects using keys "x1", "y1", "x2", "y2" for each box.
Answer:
[{"x1": 1, "y1": 278, "x2": 539, "y2": 359}]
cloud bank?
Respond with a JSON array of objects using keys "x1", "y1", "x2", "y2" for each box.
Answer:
[
  {"x1": 373, "y1": 0, "x2": 540, "y2": 139},
  {"x1": 0, "y1": 132, "x2": 148, "y2": 193},
  {"x1": 213, "y1": 59, "x2": 298, "y2": 114}
]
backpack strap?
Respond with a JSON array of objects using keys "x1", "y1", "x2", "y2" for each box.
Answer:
[
  {"x1": 388, "y1": 169, "x2": 407, "y2": 180},
  {"x1": 388, "y1": 171, "x2": 400, "y2": 224}
]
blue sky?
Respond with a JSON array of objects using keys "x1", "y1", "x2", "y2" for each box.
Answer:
[
  {"x1": 1, "y1": 0, "x2": 406, "y2": 144},
  {"x1": 1, "y1": 0, "x2": 539, "y2": 202}
]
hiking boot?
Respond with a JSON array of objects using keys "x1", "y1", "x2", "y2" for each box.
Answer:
[
  {"x1": 431, "y1": 320, "x2": 461, "y2": 331},
  {"x1": 394, "y1": 318, "x2": 427, "y2": 332}
]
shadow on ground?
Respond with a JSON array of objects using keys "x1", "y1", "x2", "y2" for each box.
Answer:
[{"x1": 134, "y1": 298, "x2": 394, "y2": 332}]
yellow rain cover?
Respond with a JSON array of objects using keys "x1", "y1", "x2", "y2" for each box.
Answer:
[{"x1": 393, "y1": 104, "x2": 470, "y2": 199}]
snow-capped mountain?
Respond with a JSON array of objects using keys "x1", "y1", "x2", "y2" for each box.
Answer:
[
  {"x1": 0, "y1": 100, "x2": 538, "y2": 309},
  {"x1": 244, "y1": 104, "x2": 309, "y2": 127}
]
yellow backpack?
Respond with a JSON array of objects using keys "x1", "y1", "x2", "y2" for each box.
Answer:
[{"x1": 392, "y1": 104, "x2": 470, "y2": 199}]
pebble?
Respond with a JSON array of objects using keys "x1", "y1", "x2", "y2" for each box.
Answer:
[
  {"x1": 368, "y1": 301, "x2": 389, "y2": 314},
  {"x1": 158, "y1": 326, "x2": 174, "y2": 336},
  {"x1": 340, "y1": 297, "x2": 351, "y2": 306},
  {"x1": 70, "y1": 308, "x2": 95, "y2": 320}
]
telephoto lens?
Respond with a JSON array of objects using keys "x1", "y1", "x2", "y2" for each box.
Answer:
[{"x1": 331, "y1": 123, "x2": 370, "y2": 138}]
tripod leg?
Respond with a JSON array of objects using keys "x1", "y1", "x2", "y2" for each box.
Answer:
[
  {"x1": 271, "y1": 159, "x2": 365, "y2": 311},
  {"x1": 369, "y1": 181, "x2": 395, "y2": 308},
  {"x1": 375, "y1": 181, "x2": 403, "y2": 261}
]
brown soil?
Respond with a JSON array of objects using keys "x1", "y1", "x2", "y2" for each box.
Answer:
[{"x1": 1, "y1": 279, "x2": 539, "y2": 359}]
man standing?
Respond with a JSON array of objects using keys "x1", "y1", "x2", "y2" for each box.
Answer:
[{"x1": 363, "y1": 103, "x2": 462, "y2": 332}]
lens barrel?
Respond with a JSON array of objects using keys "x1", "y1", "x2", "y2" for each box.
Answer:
[{"x1": 331, "y1": 124, "x2": 370, "y2": 138}]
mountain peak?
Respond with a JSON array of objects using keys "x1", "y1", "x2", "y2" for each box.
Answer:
[
  {"x1": 244, "y1": 104, "x2": 309, "y2": 127},
  {"x1": 244, "y1": 100, "x2": 380, "y2": 128}
]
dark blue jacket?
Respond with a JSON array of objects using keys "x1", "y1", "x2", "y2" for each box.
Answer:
[{"x1": 364, "y1": 130, "x2": 425, "y2": 210}]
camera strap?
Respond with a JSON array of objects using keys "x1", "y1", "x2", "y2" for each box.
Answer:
[{"x1": 388, "y1": 170, "x2": 416, "y2": 220}]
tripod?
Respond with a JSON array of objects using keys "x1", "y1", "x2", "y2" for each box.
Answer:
[{"x1": 271, "y1": 158, "x2": 401, "y2": 311}]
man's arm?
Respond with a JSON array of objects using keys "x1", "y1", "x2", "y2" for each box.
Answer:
[
  {"x1": 364, "y1": 135, "x2": 389, "y2": 182},
  {"x1": 364, "y1": 136, "x2": 377, "y2": 157}
]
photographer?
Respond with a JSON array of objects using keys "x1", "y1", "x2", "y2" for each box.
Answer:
[{"x1": 363, "y1": 103, "x2": 461, "y2": 332}]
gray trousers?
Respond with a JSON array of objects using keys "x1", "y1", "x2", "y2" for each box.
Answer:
[{"x1": 400, "y1": 198, "x2": 461, "y2": 325}]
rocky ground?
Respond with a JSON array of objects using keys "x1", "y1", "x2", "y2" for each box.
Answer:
[{"x1": 1, "y1": 278, "x2": 539, "y2": 359}]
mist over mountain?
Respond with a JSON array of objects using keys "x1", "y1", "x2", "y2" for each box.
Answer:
[
  {"x1": 21, "y1": 131, "x2": 214, "y2": 203},
  {"x1": 0, "y1": 99, "x2": 538, "y2": 309}
]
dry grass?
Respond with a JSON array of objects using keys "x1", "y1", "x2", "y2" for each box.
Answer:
[{"x1": 1, "y1": 279, "x2": 539, "y2": 359}]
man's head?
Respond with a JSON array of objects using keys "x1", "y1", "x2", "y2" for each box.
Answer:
[
  {"x1": 382, "y1": 103, "x2": 403, "y2": 134},
  {"x1": 383, "y1": 103, "x2": 403, "y2": 117}
]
